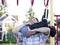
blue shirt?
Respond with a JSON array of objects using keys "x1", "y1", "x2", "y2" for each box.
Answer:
[
  {"x1": 20, "y1": 25, "x2": 29, "y2": 36},
  {"x1": 19, "y1": 25, "x2": 49, "y2": 45}
]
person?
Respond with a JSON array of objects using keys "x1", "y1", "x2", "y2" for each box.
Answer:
[
  {"x1": 13, "y1": 9, "x2": 56, "y2": 45},
  {"x1": 13, "y1": 17, "x2": 56, "y2": 45},
  {"x1": 19, "y1": 8, "x2": 56, "y2": 37},
  {"x1": 13, "y1": 17, "x2": 50, "y2": 45},
  {"x1": 19, "y1": 17, "x2": 56, "y2": 37}
]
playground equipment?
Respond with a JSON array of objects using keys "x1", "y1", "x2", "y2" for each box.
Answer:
[
  {"x1": 44, "y1": 0, "x2": 55, "y2": 45},
  {"x1": 54, "y1": 15, "x2": 60, "y2": 45}
]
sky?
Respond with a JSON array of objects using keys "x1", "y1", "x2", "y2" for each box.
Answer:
[{"x1": 0, "y1": 0, "x2": 60, "y2": 24}]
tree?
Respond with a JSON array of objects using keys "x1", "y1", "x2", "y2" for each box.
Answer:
[
  {"x1": 26, "y1": 7, "x2": 35, "y2": 21},
  {"x1": 0, "y1": 5, "x2": 3, "y2": 17},
  {"x1": 7, "y1": 26, "x2": 16, "y2": 45},
  {"x1": 58, "y1": 19, "x2": 60, "y2": 27},
  {"x1": 7, "y1": 29, "x2": 16, "y2": 45},
  {"x1": 0, "y1": 2, "x2": 7, "y2": 17}
]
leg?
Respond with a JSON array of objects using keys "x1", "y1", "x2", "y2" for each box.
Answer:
[{"x1": 42, "y1": 8, "x2": 49, "y2": 21}]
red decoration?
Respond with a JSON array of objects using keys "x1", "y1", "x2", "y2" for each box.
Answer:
[
  {"x1": 1, "y1": 0, "x2": 5, "y2": 5},
  {"x1": 31, "y1": 0, "x2": 34, "y2": 6},
  {"x1": 17, "y1": 0, "x2": 19, "y2": 6},
  {"x1": 44, "y1": 0, "x2": 49, "y2": 7}
]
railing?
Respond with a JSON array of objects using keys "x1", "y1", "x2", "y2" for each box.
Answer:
[{"x1": 54, "y1": 15, "x2": 60, "y2": 45}]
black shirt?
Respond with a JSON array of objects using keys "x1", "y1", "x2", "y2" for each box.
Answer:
[{"x1": 28, "y1": 19, "x2": 48, "y2": 30}]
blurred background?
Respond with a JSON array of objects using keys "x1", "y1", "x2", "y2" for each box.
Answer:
[{"x1": 0, "y1": 0, "x2": 60, "y2": 45}]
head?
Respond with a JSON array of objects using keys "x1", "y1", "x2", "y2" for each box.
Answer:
[
  {"x1": 30, "y1": 17, "x2": 39, "y2": 24},
  {"x1": 48, "y1": 26, "x2": 56, "y2": 37}
]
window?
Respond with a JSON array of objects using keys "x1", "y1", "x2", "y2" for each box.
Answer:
[
  {"x1": 0, "y1": 25, "x2": 2, "y2": 27},
  {"x1": 5, "y1": 23, "x2": 13, "y2": 27},
  {"x1": 0, "y1": 32, "x2": 2, "y2": 39},
  {"x1": 0, "y1": 22, "x2": 2, "y2": 27},
  {"x1": 0, "y1": 28, "x2": 2, "y2": 31}
]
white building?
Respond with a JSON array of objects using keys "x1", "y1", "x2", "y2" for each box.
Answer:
[{"x1": 0, "y1": 13, "x2": 18, "y2": 41}]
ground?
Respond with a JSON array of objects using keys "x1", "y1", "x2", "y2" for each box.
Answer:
[
  {"x1": 0, "y1": 43, "x2": 16, "y2": 45},
  {"x1": 0, "y1": 43, "x2": 49, "y2": 45}
]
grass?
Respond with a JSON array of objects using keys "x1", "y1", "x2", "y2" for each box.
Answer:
[
  {"x1": 0, "y1": 43, "x2": 16, "y2": 45},
  {"x1": 0, "y1": 43, "x2": 49, "y2": 45},
  {"x1": 45, "y1": 43, "x2": 49, "y2": 45}
]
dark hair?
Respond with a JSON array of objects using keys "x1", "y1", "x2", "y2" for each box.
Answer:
[
  {"x1": 35, "y1": 18, "x2": 39, "y2": 22},
  {"x1": 49, "y1": 26, "x2": 56, "y2": 37},
  {"x1": 31, "y1": 17, "x2": 39, "y2": 22}
]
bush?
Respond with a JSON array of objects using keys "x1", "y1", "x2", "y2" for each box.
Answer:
[
  {"x1": 7, "y1": 30, "x2": 16, "y2": 43},
  {"x1": 3, "y1": 30, "x2": 16, "y2": 43},
  {"x1": 58, "y1": 30, "x2": 60, "y2": 38},
  {"x1": 3, "y1": 34, "x2": 6, "y2": 43}
]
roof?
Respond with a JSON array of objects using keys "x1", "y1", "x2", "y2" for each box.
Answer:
[
  {"x1": 0, "y1": 14, "x2": 17, "y2": 22},
  {"x1": 0, "y1": 14, "x2": 8, "y2": 21}
]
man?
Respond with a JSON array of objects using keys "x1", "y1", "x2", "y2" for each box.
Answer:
[
  {"x1": 20, "y1": 17, "x2": 56, "y2": 37},
  {"x1": 13, "y1": 17, "x2": 55, "y2": 45},
  {"x1": 19, "y1": 8, "x2": 56, "y2": 37},
  {"x1": 13, "y1": 8, "x2": 56, "y2": 45}
]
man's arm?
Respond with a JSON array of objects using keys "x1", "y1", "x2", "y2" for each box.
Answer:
[
  {"x1": 12, "y1": 24, "x2": 26, "y2": 34},
  {"x1": 26, "y1": 27, "x2": 50, "y2": 35},
  {"x1": 26, "y1": 30, "x2": 36, "y2": 36},
  {"x1": 32, "y1": 27, "x2": 50, "y2": 35}
]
